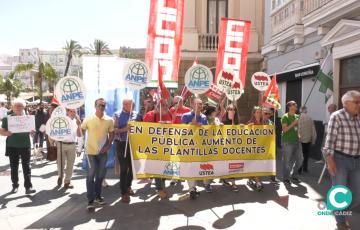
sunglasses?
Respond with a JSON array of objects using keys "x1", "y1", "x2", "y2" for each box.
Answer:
[
  {"x1": 264, "y1": 112, "x2": 271, "y2": 115},
  {"x1": 227, "y1": 108, "x2": 235, "y2": 111},
  {"x1": 97, "y1": 104, "x2": 106, "y2": 108}
]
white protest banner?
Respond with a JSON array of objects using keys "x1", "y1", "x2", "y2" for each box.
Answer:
[
  {"x1": 123, "y1": 60, "x2": 149, "y2": 90},
  {"x1": 55, "y1": 76, "x2": 86, "y2": 109},
  {"x1": 8, "y1": 115, "x2": 35, "y2": 133},
  {"x1": 216, "y1": 69, "x2": 235, "y2": 92},
  {"x1": 251, "y1": 72, "x2": 271, "y2": 91},
  {"x1": 185, "y1": 64, "x2": 213, "y2": 95},
  {"x1": 226, "y1": 80, "x2": 243, "y2": 101}
]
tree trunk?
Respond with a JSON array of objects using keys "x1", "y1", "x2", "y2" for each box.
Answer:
[{"x1": 64, "y1": 54, "x2": 72, "y2": 77}]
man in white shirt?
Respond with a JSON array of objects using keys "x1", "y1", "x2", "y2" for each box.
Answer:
[{"x1": 56, "y1": 108, "x2": 82, "y2": 189}]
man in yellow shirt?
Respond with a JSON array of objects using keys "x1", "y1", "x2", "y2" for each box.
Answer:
[{"x1": 81, "y1": 98, "x2": 114, "y2": 211}]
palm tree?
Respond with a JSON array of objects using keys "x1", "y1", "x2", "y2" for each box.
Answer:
[
  {"x1": 86, "y1": 39, "x2": 112, "y2": 94},
  {"x1": 63, "y1": 40, "x2": 82, "y2": 77},
  {"x1": 15, "y1": 59, "x2": 58, "y2": 104},
  {"x1": 0, "y1": 64, "x2": 32, "y2": 106}
]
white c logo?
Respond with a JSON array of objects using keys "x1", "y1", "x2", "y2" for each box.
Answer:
[{"x1": 329, "y1": 187, "x2": 349, "y2": 209}]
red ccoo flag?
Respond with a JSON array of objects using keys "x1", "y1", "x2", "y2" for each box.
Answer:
[
  {"x1": 158, "y1": 61, "x2": 171, "y2": 100},
  {"x1": 262, "y1": 75, "x2": 281, "y2": 110}
]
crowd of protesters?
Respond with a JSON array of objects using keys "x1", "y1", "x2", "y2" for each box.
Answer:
[{"x1": 1, "y1": 90, "x2": 359, "y2": 230}]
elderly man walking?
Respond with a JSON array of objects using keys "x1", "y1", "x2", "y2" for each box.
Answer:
[{"x1": 323, "y1": 90, "x2": 360, "y2": 230}]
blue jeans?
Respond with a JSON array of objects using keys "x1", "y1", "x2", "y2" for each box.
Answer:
[
  {"x1": 282, "y1": 142, "x2": 303, "y2": 181},
  {"x1": 86, "y1": 153, "x2": 108, "y2": 202},
  {"x1": 331, "y1": 152, "x2": 360, "y2": 227}
]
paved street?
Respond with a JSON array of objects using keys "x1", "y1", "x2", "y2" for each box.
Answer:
[{"x1": 0, "y1": 136, "x2": 359, "y2": 230}]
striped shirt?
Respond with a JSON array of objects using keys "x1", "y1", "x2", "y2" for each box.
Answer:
[{"x1": 323, "y1": 109, "x2": 360, "y2": 156}]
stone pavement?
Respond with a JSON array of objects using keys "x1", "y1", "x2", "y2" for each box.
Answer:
[{"x1": 0, "y1": 136, "x2": 359, "y2": 230}]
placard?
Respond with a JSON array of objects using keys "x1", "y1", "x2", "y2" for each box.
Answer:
[
  {"x1": 55, "y1": 76, "x2": 86, "y2": 109},
  {"x1": 8, "y1": 115, "x2": 35, "y2": 133}
]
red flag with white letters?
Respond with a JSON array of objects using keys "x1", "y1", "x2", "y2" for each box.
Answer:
[
  {"x1": 215, "y1": 18, "x2": 251, "y2": 88},
  {"x1": 145, "y1": 0, "x2": 184, "y2": 87}
]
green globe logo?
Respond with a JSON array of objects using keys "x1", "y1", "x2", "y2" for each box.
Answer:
[
  {"x1": 190, "y1": 67, "x2": 209, "y2": 81},
  {"x1": 61, "y1": 79, "x2": 80, "y2": 94},
  {"x1": 51, "y1": 117, "x2": 69, "y2": 130},
  {"x1": 165, "y1": 162, "x2": 180, "y2": 171},
  {"x1": 129, "y1": 62, "x2": 147, "y2": 76}
]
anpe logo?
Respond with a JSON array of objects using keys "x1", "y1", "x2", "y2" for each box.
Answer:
[
  {"x1": 199, "y1": 163, "x2": 214, "y2": 176},
  {"x1": 163, "y1": 162, "x2": 180, "y2": 177},
  {"x1": 189, "y1": 66, "x2": 210, "y2": 88},
  {"x1": 327, "y1": 185, "x2": 352, "y2": 211},
  {"x1": 60, "y1": 79, "x2": 84, "y2": 102},
  {"x1": 125, "y1": 62, "x2": 148, "y2": 84},
  {"x1": 50, "y1": 117, "x2": 71, "y2": 136}
]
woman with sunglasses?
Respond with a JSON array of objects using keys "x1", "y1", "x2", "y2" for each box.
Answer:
[
  {"x1": 246, "y1": 106, "x2": 264, "y2": 191},
  {"x1": 221, "y1": 104, "x2": 240, "y2": 192}
]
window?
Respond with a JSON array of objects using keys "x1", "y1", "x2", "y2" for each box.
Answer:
[
  {"x1": 339, "y1": 55, "x2": 360, "y2": 105},
  {"x1": 284, "y1": 8, "x2": 289, "y2": 18},
  {"x1": 272, "y1": 0, "x2": 276, "y2": 10},
  {"x1": 207, "y1": 0, "x2": 228, "y2": 33}
]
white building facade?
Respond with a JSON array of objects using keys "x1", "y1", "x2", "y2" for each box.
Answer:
[{"x1": 261, "y1": 0, "x2": 360, "y2": 158}]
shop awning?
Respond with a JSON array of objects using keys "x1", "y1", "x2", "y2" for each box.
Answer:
[{"x1": 272, "y1": 63, "x2": 320, "y2": 83}]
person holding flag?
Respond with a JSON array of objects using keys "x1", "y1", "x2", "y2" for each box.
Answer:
[{"x1": 181, "y1": 97, "x2": 209, "y2": 199}]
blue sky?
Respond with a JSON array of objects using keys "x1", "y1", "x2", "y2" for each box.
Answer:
[{"x1": 0, "y1": 0, "x2": 150, "y2": 55}]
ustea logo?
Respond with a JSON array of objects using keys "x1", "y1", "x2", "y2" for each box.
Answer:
[
  {"x1": 228, "y1": 162, "x2": 244, "y2": 173},
  {"x1": 163, "y1": 162, "x2": 180, "y2": 177},
  {"x1": 199, "y1": 163, "x2": 214, "y2": 176},
  {"x1": 124, "y1": 61, "x2": 148, "y2": 89}
]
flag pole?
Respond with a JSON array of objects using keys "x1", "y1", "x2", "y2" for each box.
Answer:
[{"x1": 303, "y1": 50, "x2": 332, "y2": 106}]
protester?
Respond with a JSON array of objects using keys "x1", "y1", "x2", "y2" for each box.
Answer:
[
  {"x1": 221, "y1": 103, "x2": 240, "y2": 192},
  {"x1": 33, "y1": 104, "x2": 47, "y2": 148},
  {"x1": 143, "y1": 99, "x2": 172, "y2": 199},
  {"x1": 0, "y1": 98, "x2": 36, "y2": 194},
  {"x1": 169, "y1": 96, "x2": 191, "y2": 185},
  {"x1": 298, "y1": 106, "x2": 317, "y2": 173},
  {"x1": 113, "y1": 98, "x2": 142, "y2": 203},
  {"x1": 182, "y1": 97, "x2": 208, "y2": 199},
  {"x1": 323, "y1": 90, "x2": 360, "y2": 230},
  {"x1": 262, "y1": 107, "x2": 280, "y2": 183},
  {"x1": 281, "y1": 101, "x2": 303, "y2": 185},
  {"x1": 323, "y1": 103, "x2": 337, "y2": 132},
  {"x1": 56, "y1": 108, "x2": 82, "y2": 189},
  {"x1": 81, "y1": 98, "x2": 114, "y2": 211},
  {"x1": 170, "y1": 96, "x2": 191, "y2": 124},
  {"x1": 247, "y1": 106, "x2": 264, "y2": 191}
]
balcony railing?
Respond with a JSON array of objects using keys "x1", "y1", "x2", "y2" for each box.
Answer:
[
  {"x1": 198, "y1": 33, "x2": 218, "y2": 51},
  {"x1": 271, "y1": 0, "x2": 304, "y2": 36},
  {"x1": 303, "y1": 0, "x2": 333, "y2": 15}
]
